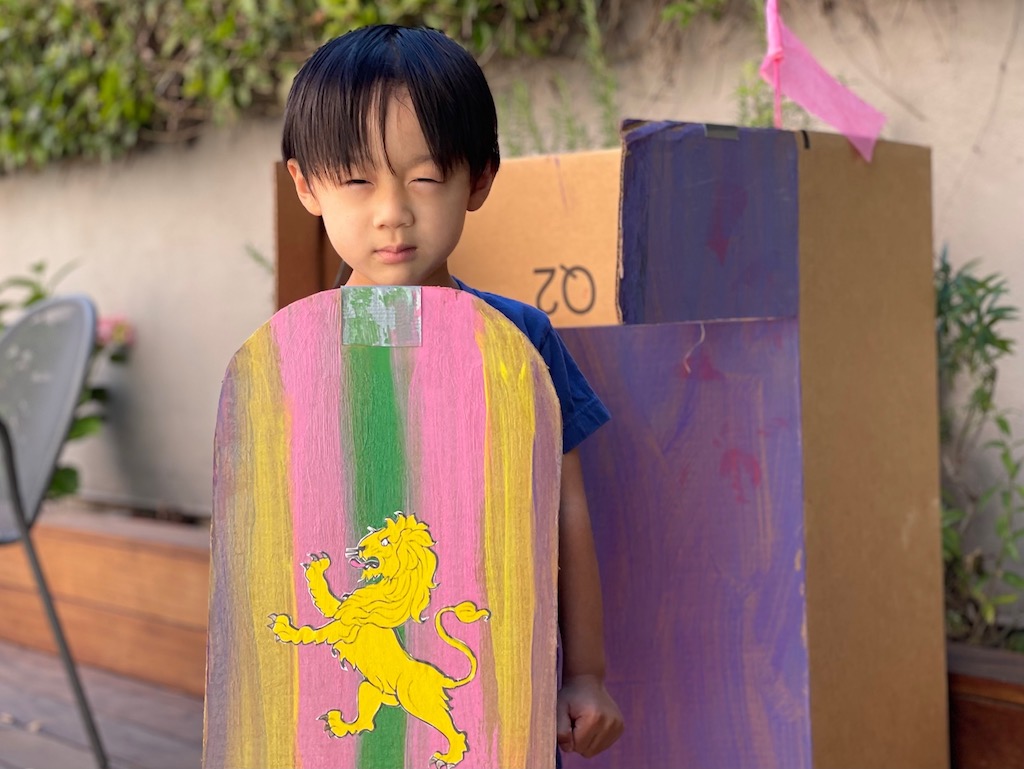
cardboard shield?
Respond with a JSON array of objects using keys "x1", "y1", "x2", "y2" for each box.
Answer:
[{"x1": 205, "y1": 286, "x2": 561, "y2": 769}]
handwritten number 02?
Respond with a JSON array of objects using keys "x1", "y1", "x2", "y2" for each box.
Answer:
[
  {"x1": 533, "y1": 265, "x2": 596, "y2": 316},
  {"x1": 534, "y1": 267, "x2": 559, "y2": 314},
  {"x1": 561, "y1": 266, "x2": 596, "y2": 314}
]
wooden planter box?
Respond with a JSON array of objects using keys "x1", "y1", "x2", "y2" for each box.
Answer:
[
  {"x1": 0, "y1": 502, "x2": 210, "y2": 696},
  {"x1": 949, "y1": 642, "x2": 1024, "y2": 768}
]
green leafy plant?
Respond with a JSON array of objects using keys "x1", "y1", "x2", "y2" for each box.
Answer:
[
  {"x1": 735, "y1": 60, "x2": 811, "y2": 130},
  {"x1": 581, "y1": 0, "x2": 618, "y2": 149},
  {"x1": 662, "y1": 0, "x2": 730, "y2": 26},
  {"x1": 8, "y1": 0, "x2": 771, "y2": 171},
  {"x1": 0, "y1": 262, "x2": 133, "y2": 499},
  {"x1": 499, "y1": 78, "x2": 549, "y2": 157},
  {"x1": 496, "y1": 0, "x2": 618, "y2": 159},
  {"x1": 662, "y1": 0, "x2": 764, "y2": 30},
  {"x1": 0, "y1": 0, "x2": 588, "y2": 173},
  {"x1": 549, "y1": 74, "x2": 591, "y2": 153},
  {"x1": 936, "y1": 246, "x2": 1024, "y2": 650}
]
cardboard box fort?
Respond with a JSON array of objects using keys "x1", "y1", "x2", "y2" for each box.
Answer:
[{"x1": 274, "y1": 123, "x2": 947, "y2": 769}]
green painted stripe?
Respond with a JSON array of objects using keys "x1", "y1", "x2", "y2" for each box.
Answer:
[{"x1": 345, "y1": 343, "x2": 408, "y2": 769}]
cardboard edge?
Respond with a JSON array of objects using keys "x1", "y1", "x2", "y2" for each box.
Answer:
[
  {"x1": 274, "y1": 160, "x2": 326, "y2": 310},
  {"x1": 796, "y1": 129, "x2": 947, "y2": 769}
]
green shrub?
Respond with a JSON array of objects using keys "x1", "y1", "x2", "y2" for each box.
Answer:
[
  {"x1": 2, "y1": 0, "x2": 751, "y2": 172},
  {"x1": 0, "y1": 0, "x2": 587, "y2": 173},
  {"x1": 936, "y1": 247, "x2": 1024, "y2": 649}
]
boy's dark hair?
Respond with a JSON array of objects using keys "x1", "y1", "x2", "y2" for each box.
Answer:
[{"x1": 282, "y1": 25, "x2": 500, "y2": 185}]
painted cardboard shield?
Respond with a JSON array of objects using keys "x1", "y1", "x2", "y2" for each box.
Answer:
[{"x1": 204, "y1": 286, "x2": 561, "y2": 769}]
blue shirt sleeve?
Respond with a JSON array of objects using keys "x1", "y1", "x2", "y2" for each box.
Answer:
[{"x1": 535, "y1": 324, "x2": 611, "y2": 453}]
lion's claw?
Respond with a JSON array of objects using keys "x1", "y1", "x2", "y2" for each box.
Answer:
[
  {"x1": 318, "y1": 710, "x2": 349, "y2": 738},
  {"x1": 304, "y1": 552, "x2": 331, "y2": 576}
]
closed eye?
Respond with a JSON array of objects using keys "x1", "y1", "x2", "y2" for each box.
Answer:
[
  {"x1": 414, "y1": 178, "x2": 440, "y2": 184},
  {"x1": 343, "y1": 179, "x2": 369, "y2": 186}
]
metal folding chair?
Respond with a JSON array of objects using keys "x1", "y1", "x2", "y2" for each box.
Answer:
[{"x1": 0, "y1": 295, "x2": 109, "y2": 769}]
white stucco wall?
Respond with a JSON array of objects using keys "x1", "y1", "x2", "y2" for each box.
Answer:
[
  {"x1": 0, "y1": 0, "x2": 1020, "y2": 515},
  {"x1": 0, "y1": 121, "x2": 281, "y2": 513}
]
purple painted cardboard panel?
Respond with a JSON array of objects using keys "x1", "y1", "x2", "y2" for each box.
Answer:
[
  {"x1": 560, "y1": 319, "x2": 811, "y2": 769},
  {"x1": 619, "y1": 123, "x2": 799, "y2": 324}
]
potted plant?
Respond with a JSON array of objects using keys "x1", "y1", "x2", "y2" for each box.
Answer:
[
  {"x1": 936, "y1": 247, "x2": 1024, "y2": 767},
  {"x1": 0, "y1": 261, "x2": 133, "y2": 498}
]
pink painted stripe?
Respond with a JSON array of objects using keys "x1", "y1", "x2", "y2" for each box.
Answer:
[
  {"x1": 405, "y1": 289, "x2": 497, "y2": 768},
  {"x1": 272, "y1": 295, "x2": 358, "y2": 769}
]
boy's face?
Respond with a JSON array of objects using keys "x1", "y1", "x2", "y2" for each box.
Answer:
[{"x1": 288, "y1": 88, "x2": 494, "y2": 288}]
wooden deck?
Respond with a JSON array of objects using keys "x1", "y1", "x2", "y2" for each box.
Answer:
[{"x1": 0, "y1": 640, "x2": 203, "y2": 769}]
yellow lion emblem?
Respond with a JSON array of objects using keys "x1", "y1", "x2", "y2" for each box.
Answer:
[{"x1": 269, "y1": 512, "x2": 489, "y2": 768}]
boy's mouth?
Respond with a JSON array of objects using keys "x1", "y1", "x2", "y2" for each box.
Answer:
[{"x1": 376, "y1": 245, "x2": 417, "y2": 265}]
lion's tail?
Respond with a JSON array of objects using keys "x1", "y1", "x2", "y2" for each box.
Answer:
[{"x1": 436, "y1": 601, "x2": 490, "y2": 689}]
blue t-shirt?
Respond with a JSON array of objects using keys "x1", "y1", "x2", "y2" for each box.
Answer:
[{"x1": 453, "y1": 278, "x2": 610, "y2": 453}]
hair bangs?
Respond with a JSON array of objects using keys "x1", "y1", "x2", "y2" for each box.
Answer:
[{"x1": 282, "y1": 25, "x2": 500, "y2": 187}]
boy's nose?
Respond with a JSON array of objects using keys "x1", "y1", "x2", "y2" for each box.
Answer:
[{"x1": 374, "y1": 191, "x2": 414, "y2": 230}]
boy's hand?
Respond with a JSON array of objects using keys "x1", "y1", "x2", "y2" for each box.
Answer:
[{"x1": 556, "y1": 673, "x2": 624, "y2": 758}]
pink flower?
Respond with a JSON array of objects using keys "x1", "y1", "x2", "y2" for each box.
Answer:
[{"x1": 97, "y1": 315, "x2": 135, "y2": 348}]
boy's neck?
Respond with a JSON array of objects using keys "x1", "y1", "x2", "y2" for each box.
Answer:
[{"x1": 345, "y1": 264, "x2": 457, "y2": 290}]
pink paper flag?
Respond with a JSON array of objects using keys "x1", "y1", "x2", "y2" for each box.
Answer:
[{"x1": 760, "y1": 0, "x2": 886, "y2": 161}]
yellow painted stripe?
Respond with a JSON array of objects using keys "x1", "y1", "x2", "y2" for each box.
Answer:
[
  {"x1": 230, "y1": 330, "x2": 298, "y2": 767},
  {"x1": 477, "y1": 308, "x2": 536, "y2": 769}
]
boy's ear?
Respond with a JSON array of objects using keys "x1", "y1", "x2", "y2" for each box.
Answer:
[
  {"x1": 287, "y1": 159, "x2": 323, "y2": 217},
  {"x1": 467, "y1": 162, "x2": 497, "y2": 212}
]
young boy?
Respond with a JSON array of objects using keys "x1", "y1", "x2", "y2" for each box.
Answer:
[{"x1": 282, "y1": 24, "x2": 623, "y2": 762}]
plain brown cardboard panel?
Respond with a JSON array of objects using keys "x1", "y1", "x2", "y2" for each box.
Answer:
[
  {"x1": 448, "y1": 149, "x2": 623, "y2": 326},
  {"x1": 798, "y1": 132, "x2": 948, "y2": 769}
]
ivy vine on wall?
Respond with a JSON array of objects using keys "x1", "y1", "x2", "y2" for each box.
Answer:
[{"x1": 0, "y1": 0, "x2": 752, "y2": 173}]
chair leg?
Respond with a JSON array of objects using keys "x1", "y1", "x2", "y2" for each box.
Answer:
[
  {"x1": 0, "y1": 420, "x2": 108, "y2": 768},
  {"x1": 17, "y1": 529, "x2": 110, "y2": 769}
]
